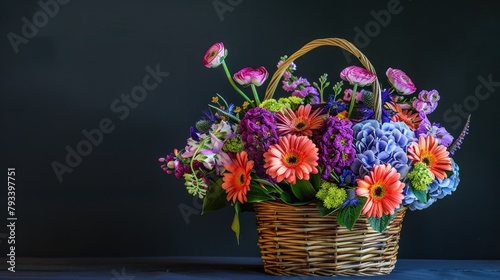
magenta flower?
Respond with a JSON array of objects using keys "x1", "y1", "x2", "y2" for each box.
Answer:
[
  {"x1": 386, "y1": 68, "x2": 416, "y2": 95},
  {"x1": 343, "y1": 89, "x2": 362, "y2": 102},
  {"x1": 340, "y1": 65, "x2": 377, "y2": 87},
  {"x1": 203, "y1": 42, "x2": 226, "y2": 68},
  {"x1": 233, "y1": 67, "x2": 269, "y2": 86}
]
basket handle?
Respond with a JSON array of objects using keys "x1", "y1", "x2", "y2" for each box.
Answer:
[{"x1": 263, "y1": 38, "x2": 382, "y2": 121}]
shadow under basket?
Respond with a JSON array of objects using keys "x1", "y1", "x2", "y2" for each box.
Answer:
[{"x1": 254, "y1": 201, "x2": 407, "y2": 276}]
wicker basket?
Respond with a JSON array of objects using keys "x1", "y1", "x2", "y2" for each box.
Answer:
[
  {"x1": 254, "y1": 201, "x2": 407, "y2": 276},
  {"x1": 255, "y1": 38, "x2": 406, "y2": 276}
]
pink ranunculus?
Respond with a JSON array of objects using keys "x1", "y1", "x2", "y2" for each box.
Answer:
[
  {"x1": 233, "y1": 66, "x2": 268, "y2": 86},
  {"x1": 203, "y1": 42, "x2": 226, "y2": 68},
  {"x1": 343, "y1": 89, "x2": 362, "y2": 102},
  {"x1": 340, "y1": 65, "x2": 377, "y2": 87},
  {"x1": 386, "y1": 68, "x2": 417, "y2": 95}
]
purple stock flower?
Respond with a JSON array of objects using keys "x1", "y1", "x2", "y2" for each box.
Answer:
[
  {"x1": 238, "y1": 107, "x2": 278, "y2": 178},
  {"x1": 314, "y1": 116, "x2": 355, "y2": 181}
]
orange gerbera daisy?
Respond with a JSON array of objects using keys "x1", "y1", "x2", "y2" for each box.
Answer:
[
  {"x1": 407, "y1": 135, "x2": 452, "y2": 180},
  {"x1": 356, "y1": 164, "x2": 405, "y2": 218},
  {"x1": 276, "y1": 104, "x2": 325, "y2": 136},
  {"x1": 222, "y1": 151, "x2": 254, "y2": 204},
  {"x1": 263, "y1": 134, "x2": 319, "y2": 184},
  {"x1": 390, "y1": 103, "x2": 423, "y2": 130}
]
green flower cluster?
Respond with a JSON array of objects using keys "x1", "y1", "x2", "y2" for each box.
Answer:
[
  {"x1": 259, "y1": 96, "x2": 304, "y2": 113},
  {"x1": 407, "y1": 162, "x2": 433, "y2": 191},
  {"x1": 316, "y1": 181, "x2": 347, "y2": 209},
  {"x1": 223, "y1": 135, "x2": 244, "y2": 153}
]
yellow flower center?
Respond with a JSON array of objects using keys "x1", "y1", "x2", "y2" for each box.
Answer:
[
  {"x1": 422, "y1": 156, "x2": 432, "y2": 166},
  {"x1": 235, "y1": 171, "x2": 246, "y2": 187},
  {"x1": 294, "y1": 120, "x2": 307, "y2": 131},
  {"x1": 284, "y1": 152, "x2": 300, "y2": 167},
  {"x1": 371, "y1": 184, "x2": 386, "y2": 200}
]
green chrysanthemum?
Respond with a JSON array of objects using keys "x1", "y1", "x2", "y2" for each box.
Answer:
[
  {"x1": 222, "y1": 135, "x2": 244, "y2": 153},
  {"x1": 408, "y1": 162, "x2": 433, "y2": 191},
  {"x1": 278, "y1": 96, "x2": 303, "y2": 111},
  {"x1": 259, "y1": 99, "x2": 286, "y2": 112},
  {"x1": 316, "y1": 181, "x2": 347, "y2": 209}
]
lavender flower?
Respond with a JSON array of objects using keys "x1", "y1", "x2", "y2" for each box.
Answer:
[
  {"x1": 415, "y1": 119, "x2": 454, "y2": 147},
  {"x1": 412, "y1": 89, "x2": 440, "y2": 115}
]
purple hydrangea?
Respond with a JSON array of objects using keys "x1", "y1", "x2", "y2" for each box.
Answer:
[
  {"x1": 238, "y1": 107, "x2": 278, "y2": 178},
  {"x1": 403, "y1": 159, "x2": 460, "y2": 210},
  {"x1": 314, "y1": 116, "x2": 355, "y2": 181},
  {"x1": 351, "y1": 120, "x2": 416, "y2": 178}
]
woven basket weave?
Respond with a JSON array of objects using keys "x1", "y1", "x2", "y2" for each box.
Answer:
[
  {"x1": 255, "y1": 38, "x2": 406, "y2": 276},
  {"x1": 254, "y1": 201, "x2": 406, "y2": 276}
]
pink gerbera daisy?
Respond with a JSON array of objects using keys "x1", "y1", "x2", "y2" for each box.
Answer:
[
  {"x1": 407, "y1": 135, "x2": 452, "y2": 180},
  {"x1": 222, "y1": 151, "x2": 254, "y2": 204},
  {"x1": 263, "y1": 134, "x2": 319, "y2": 184},
  {"x1": 276, "y1": 104, "x2": 325, "y2": 136},
  {"x1": 356, "y1": 164, "x2": 405, "y2": 218}
]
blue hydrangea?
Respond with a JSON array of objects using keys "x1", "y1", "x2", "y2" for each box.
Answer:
[
  {"x1": 403, "y1": 159, "x2": 460, "y2": 210},
  {"x1": 351, "y1": 120, "x2": 416, "y2": 178}
]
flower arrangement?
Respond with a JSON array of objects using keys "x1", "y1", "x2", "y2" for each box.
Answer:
[{"x1": 159, "y1": 40, "x2": 470, "y2": 241}]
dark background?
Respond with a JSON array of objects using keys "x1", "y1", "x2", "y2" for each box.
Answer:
[{"x1": 1, "y1": 0, "x2": 499, "y2": 262}]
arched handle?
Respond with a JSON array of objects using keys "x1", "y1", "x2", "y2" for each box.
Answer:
[{"x1": 264, "y1": 38, "x2": 382, "y2": 121}]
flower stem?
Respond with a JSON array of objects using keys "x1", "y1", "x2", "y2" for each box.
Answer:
[
  {"x1": 250, "y1": 84, "x2": 261, "y2": 106},
  {"x1": 222, "y1": 61, "x2": 254, "y2": 106},
  {"x1": 347, "y1": 84, "x2": 358, "y2": 119}
]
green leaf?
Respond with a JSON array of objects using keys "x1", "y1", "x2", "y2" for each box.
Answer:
[
  {"x1": 290, "y1": 179, "x2": 317, "y2": 201},
  {"x1": 368, "y1": 212, "x2": 396, "y2": 233},
  {"x1": 252, "y1": 178, "x2": 277, "y2": 188},
  {"x1": 231, "y1": 202, "x2": 241, "y2": 244},
  {"x1": 201, "y1": 179, "x2": 228, "y2": 214},
  {"x1": 336, "y1": 199, "x2": 364, "y2": 230},
  {"x1": 246, "y1": 181, "x2": 276, "y2": 203},
  {"x1": 309, "y1": 173, "x2": 321, "y2": 191},
  {"x1": 316, "y1": 200, "x2": 337, "y2": 217},
  {"x1": 279, "y1": 191, "x2": 292, "y2": 203},
  {"x1": 445, "y1": 169, "x2": 454, "y2": 178},
  {"x1": 413, "y1": 189, "x2": 428, "y2": 204}
]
